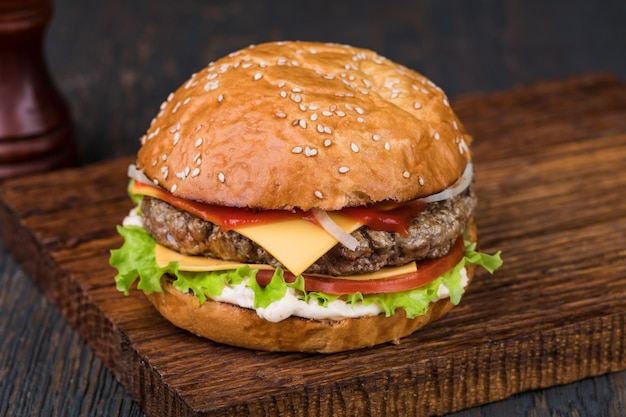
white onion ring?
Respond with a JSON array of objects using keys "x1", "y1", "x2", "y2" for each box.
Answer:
[
  {"x1": 127, "y1": 163, "x2": 154, "y2": 185},
  {"x1": 417, "y1": 161, "x2": 473, "y2": 204},
  {"x1": 311, "y1": 209, "x2": 359, "y2": 251}
]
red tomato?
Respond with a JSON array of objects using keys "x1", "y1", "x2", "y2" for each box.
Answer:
[{"x1": 255, "y1": 236, "x2": 465, "y2": 295}]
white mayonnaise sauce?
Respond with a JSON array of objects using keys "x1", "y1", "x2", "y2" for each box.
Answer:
[
  {"x1": 122, "y1": 207, "x2": 144, "y2": 227},
  {"x1": 214, "y1": 268, "x2": 469, "y2": 323}
]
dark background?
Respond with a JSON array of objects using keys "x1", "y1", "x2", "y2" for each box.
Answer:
[{"x1": 2, "y1": 0, "x2": 626, "y2": 416}]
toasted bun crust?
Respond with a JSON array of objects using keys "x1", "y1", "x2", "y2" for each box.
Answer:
[
  {"x1": 136, "y1": 41, "x2": 472, "y2": 210},
  {"x1": 145, "y1": 220, "x2": 477, "y2": 353}
]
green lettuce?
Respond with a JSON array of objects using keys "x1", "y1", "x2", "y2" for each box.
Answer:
[{"x1": 110, "y1": 225, "x2": 502, "y2": 319}]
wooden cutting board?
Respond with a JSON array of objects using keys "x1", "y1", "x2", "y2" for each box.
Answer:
[{"x1": 1, "y1": 74, "x2": 625, "y2": 417}]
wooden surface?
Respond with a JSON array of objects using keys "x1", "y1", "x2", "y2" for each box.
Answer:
[{"x1": 1, "y1": 74, "x2": 625, "y2": 416}]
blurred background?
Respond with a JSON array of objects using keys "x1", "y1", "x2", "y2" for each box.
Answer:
[{"x1": 45, "y1": 0, "x2": 626, "y2": 164}]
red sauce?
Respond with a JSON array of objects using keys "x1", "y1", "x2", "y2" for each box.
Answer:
[{"x1": 132, "y1": 181, "x2": 424, "y2": 234}]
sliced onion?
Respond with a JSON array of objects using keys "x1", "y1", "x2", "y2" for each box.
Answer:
[
  {"x1": 311, "y1": 209, "x2": 359, "y2": 251},
  {"x1": 418, "y1": 161, "x2": 473, "y2": 204},
  {"x1": 127, "y1": 163, "x2": 155, "y2": 185}
]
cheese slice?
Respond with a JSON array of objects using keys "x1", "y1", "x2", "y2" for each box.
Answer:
[
  {"x1": 234, "y1": 212, "x2": 361, "y2": 276},
  {"x1": 155, "y1": 242, "x2": 418, "y2": 280},
  {"x1": 132, "y1": 181, "x2": 362, "y2": 275}
]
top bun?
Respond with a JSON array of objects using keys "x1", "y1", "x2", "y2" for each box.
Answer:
[{"x1": 136, "y1": 41, "x2": 472, "y2": 211}]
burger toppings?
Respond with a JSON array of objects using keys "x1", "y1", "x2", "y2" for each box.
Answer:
[
  {"x1": 135, "y1": 183, "x2": 477, "y2": 275},
  {"x1": 109, "y1": 41, "x2": 503, "y2": 352}
]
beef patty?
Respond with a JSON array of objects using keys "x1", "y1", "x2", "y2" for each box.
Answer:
[{"x1": 140, "y1": 188, "x2": 477, "y2": 276}]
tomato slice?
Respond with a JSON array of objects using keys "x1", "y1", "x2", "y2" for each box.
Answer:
[{"x1": 255, "y1": 236, "x2": 465, "y2": 295}]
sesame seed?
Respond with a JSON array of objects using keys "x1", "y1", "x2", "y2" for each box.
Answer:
[
  {"x1": 357, "y1": 117, "x2": 364, "y2": 123},
  {"x1": 323, "y1": 73, "x2": 335, "y2": 79},
  {"x1": 314, "y1": 190, "x2": 324, "y2": 199},
  {"x1": 433, "y1": 132, "x2": 441, "y2": 140},
  {"x1": 204, "y1": 80, "x2": 219, "y2": 91},
  {"x1": 170, "y1": 184, "x2": 177, "y2": 193},
  {"x1": 217, "y1": 94, "x2": 224, "y2": 102},
  {"x1": 305, "y1": 147, "x2": 317, "y2": 157},
  {"x1": 152, "y1": 178, "x2": 159, "y2": 185},
  {"x1": 278, "y1": 80, "x2": 286, "y2": 88},
  {"x1": 310, "y1": 113, "x2": 318, "y2": 121},
  {"x1": 191, "y1": 168, "x2": 200, "y2": 177},
  {"x1": 309, "y1": 104, "x2": 319, "y2": 110},
  {"x1": 324, "y1": 126, "x2": 332, "y2": 134},
  {"x1": 173, "y1": 132, "x2": 180, "y2": 145},
  {"x1": 275, "y1": 111, "x2": 287, "y2": 118},
  {"x1": 196, "y1": 158, "x2": 202, "y2": 165},
  {"x1": 403, "y1": 171, "x2": 411, "y2": 178},
  {"x1": 183, "y1": 97, "x2": 191, "y2": 105},
  {"x1": 290, "y1": 94, "x2": 302, "y2": 103},
  {"x1": 459, "y1": 140, "x2": 469, "y2": 154},
  {"x1": 351, "y1": 143, "x2": 359, "y2": 152},
  {"x1": 355, "y1": 107, "x2": 365, "y2": 115},
  {"x1": 167, "y1": 92, "x2": 174, "y2": 101},
  {"x1": 414, "y1": 102, "x2": 422, "y2": 109},
  {"x1": 241, "y1": 62, "x2": 252, "y2": 69},
  {"x1": 292, "y1": 146, "x2": 303, "y2": 154},
  {"x1": 253, "y1": 72, "x2": 263, "y2": 81},
  {"x1": 419, "y1": 176, "x2": 425, "y2": 185},
  {"x1": 317, "y1": 124, "x2": 324, "y2": 133},
  {"x1": 453, "y1": 120, "x2": 459, "y2": 130},
  {"x1": 338, "y1": 166, "x2": 350, "y2": 173},
  {"x1": 324, "y1": 139, "x2": 332, "y2": 147},
  {"x1": 443, "y1": 98, "x2": 450, "y2": 107},
  {"x1": 372, "y1": 134, "x2": 381, "y2": 141},
  {"x1": 322, "y1": 110, "x2": 333, "y2": 117},
  {"x1": 292, "y1": 87, "x2": 303, "y2": 93},
  {"x1": 335, "y1": 110, "x2": 346, "y2": 117},
  {"x1": 299, "y1": 119, "x2": 307, "y2": 129},
  {"x1": 299, "y1": 104, "x2": 307, "y2": 111},
  {"x1": 207, "y1": 73, "x2": 218, "y2": 81},
  {"x1": 218, "y1": 172, "x2": 225, "y2": 183},
  {"x1": 195, "y1": 138, "x2": 203, "y2": 147},
  {"x1": 280, "y1": 91, "x2": 287, "y2": 98},
  {"x1": 384, "y1": 142, "x2": 391, "y2": 151},
  {"x1": 162, "y1": 154, "x2": 167, "y2": 161}
]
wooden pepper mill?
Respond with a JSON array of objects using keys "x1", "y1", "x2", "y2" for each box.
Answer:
[{"x1": 0, "y1": 0, "x2": 76, "y2": 182}]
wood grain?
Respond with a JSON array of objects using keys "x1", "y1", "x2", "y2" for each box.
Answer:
[{"x1": 1, "y1": 74, "x2": 625, "y2": 417}]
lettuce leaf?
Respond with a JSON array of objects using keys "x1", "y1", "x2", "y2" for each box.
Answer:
[{"x1": 110, "y1": 225, "x2": 503, "y2": 318}]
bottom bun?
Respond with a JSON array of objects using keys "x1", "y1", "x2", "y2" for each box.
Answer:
[{"x1": 145, "y1": 222, "x2": 477, "y2": 353}]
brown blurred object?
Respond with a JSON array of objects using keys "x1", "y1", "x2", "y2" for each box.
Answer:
[{"x1": 0, "y1": 0, "x2": 76, "y2": 181}]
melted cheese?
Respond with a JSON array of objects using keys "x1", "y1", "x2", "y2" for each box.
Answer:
[
  {"x1": 133, "y1": 181, "x2": 363, "y2": 275},
  {"x1": 234, "y1": 212, "x2": 361, "y2": 276},
  {"x1": 155, "y1": 243, "x2": 418, "y2": 280}
]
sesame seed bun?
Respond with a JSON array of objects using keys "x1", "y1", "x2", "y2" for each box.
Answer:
[{"x1": 136, "y1": 41, "x2": 472, "y2": 210}]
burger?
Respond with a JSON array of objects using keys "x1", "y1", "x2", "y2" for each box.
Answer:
[{"x1": 110, "y1": 41, "x2": 502, "y2": 353}]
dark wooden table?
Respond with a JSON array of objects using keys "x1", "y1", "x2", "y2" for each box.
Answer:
[{"x1": 1, "y1": 1, "x2": 626, "y2": 416}]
